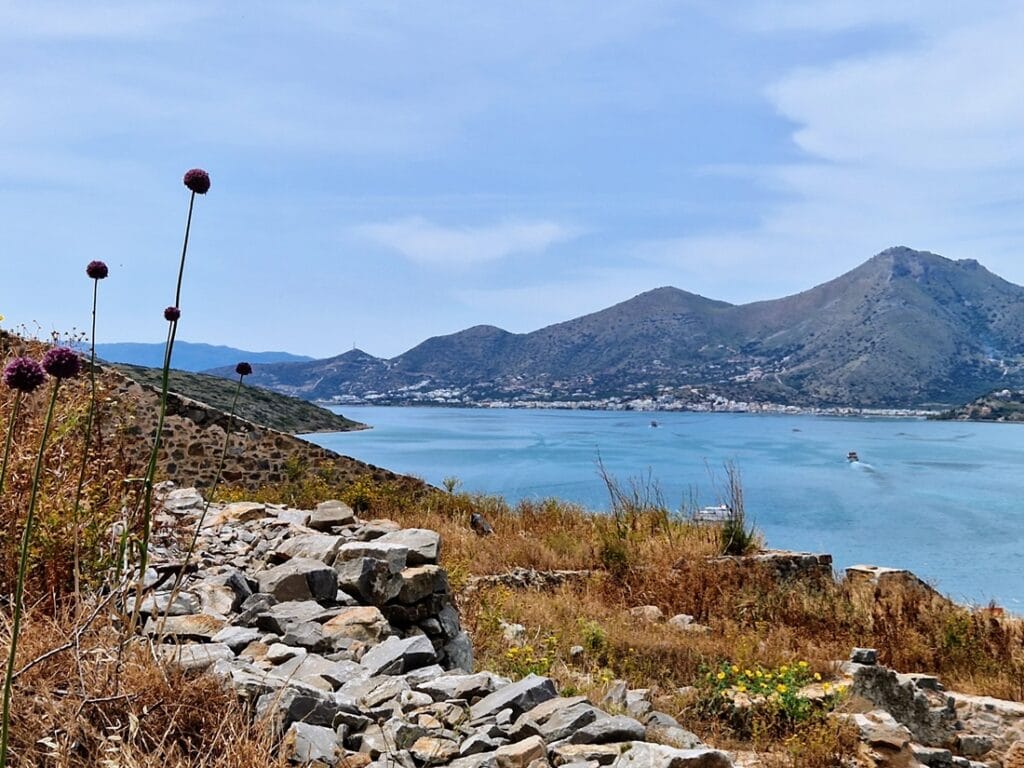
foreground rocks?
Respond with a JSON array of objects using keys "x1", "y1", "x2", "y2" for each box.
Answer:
[{"x1": 144, "y1": 487, "x2": 730, "y2": 767}]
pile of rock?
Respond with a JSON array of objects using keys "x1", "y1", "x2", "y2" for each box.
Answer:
[{"x1": 141, "y1": 487, "x2": 734, "y2": 767}]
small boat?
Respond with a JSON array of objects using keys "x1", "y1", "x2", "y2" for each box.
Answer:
[
  {"x1": 693, "y1": 504, "x2": 732, "y2": 523},
  {"x1": 847, "y1": 451, "x2": 859, "y2": 463},
  {"x1": 650, "y1": 420, "x2": 659, "y2": 428}
]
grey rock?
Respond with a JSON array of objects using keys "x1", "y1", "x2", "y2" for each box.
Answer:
[
  {"x1": 610, "y1": 742, "x2": 733, "y2": 768},
  {"x1": 354, "y1": 519, "x2": 403, "y2": 541},
  {"x1": 628, "y1": 606, "x2": 663, "y2": 622},
  {"x1": 851, "y1": 647, "x2": 878, "y2": 665},
  {"x1": 444, "y1": 631, "x2": 475, "y2": 673},
  {"x1": 311, "y1": 500, "x2": 357, "y2": 531},
  {"x1": 256, "y1": 557, "x2": 338, "y2": 602},
  {"x1": 462, "y1": 734, "x2": 505, "y2": 756},
  {"x1": 276, "y1": 532, "x2": 344, "y2": 565},
  {"x1": 337, "y1": 541, "x2": 409, "y2": 573},
  {"x1": 377, "y1": 528, "x2": 441, "y2": 565},
  {"x1": 235, "y1": 592, "x2": 276, "y2": 626},
  {"x1": 282, "y1": 621, "x2": 327, "y2": 651},
  {"x1": 284, "y1": 721, "x2": 340, "y2": 765},
  {"x1": 644, "y1": 724, "x2": 703, "y2": 751},
  {"x1": 550, "y1": 744, "x2": 622, "y2": 766},
  {"x1": 266, "y1": 642, "x2": 304, "y2": 663},
  {"x1": 256, "y1": 683, "x2": 343, "y2": 730},
  {"x1": 361, "y1": 634, "x2": 437, "y2": 676},
  {"x1": 439, "y1": 604, "x2": 462, "y2": 638},
  {"x1": 501, "y1": 622, "x2": 527, "y2": 644},
  {"x1": 404, "y1": 664, "x2": 448, "y2": 686},
  {"x1": 568, "y1": 716, "x2": 646, "y2": 745},
  {"x1": 386, "y1": 717, "x2": 429, "y2": 750},
  {"x1": 322, "y1": 606, "x2": 391, "y2": 643},
  {"x1": 257, "y1": 599, "x2": 337, "y2": 635},
  {"x1": 910, "y1": 744, "x2": 953, "y2": 767},
  {"x1": 129, "y1": 590, "x2": 200, "y2": 617},
  {"x1": 471, "y1": 675, "x2": 558, "y2": 720},
  {"x1": 212, "y1": 625, "x2": 262, "y2": 652},
  {"x1": 336, "y1": 557, "x2": 404, "y2": 605},
  {"x1": 162, "y1": 487, "x2": 205, "y2": 511},
  {"x1": 507, "y1": 715, "x2": 544, "y2": 742},
  {"x1": 418, "y1": 672, "x2": 505, "y2": 702},
  {"x1": 398, "y1": 565, "x2": 448, "y2": 604},
  {"x1": 602, "y1": 681, "x2": 628, "y2": 710},
  {"x1": 541, "y1": 704, "x2": 601, "y2": 742},
  {"x1": 448, "y1": 754, "x2": 499, "y2": 768},
  {"x1": 955, "y1": 734, "x2": 992, "y2": 757}
]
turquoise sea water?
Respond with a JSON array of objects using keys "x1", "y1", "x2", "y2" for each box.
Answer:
[{"x1": 306, "y1": 406, "x2": 1024, "y2": 608}]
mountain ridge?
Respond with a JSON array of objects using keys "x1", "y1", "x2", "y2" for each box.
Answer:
[{"x1": 211, "y1": 247, "x2": 1024, "y2": 409}]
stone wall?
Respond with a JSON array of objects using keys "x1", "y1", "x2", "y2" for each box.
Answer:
[{"x1": 107, "y1": 368, "x2": 412, "y2": 491}]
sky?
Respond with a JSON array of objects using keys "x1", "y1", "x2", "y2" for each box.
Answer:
[{"x1": 4, "y1": 1, "x2": 1024, "y2": 359}]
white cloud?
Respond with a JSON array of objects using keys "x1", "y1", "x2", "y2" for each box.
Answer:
[{"x1": 353, "y1": 217, "x2": 581, "y2": 266}]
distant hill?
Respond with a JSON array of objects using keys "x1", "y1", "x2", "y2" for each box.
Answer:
[
  {"x1": 931, "y1": 389, "x2": 1024, "y2": 423},
  {"x1": 113, "y1": 364, "x2": 364, "y2": 434},
  {"x1": 95, "y1": 342, "x2": 312, "y2": 372},
  {"x1": 211, "y1": 247, "x2": 1024, "y2": 409}
]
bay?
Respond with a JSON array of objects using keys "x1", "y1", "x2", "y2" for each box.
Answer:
[{"x1": 306, "y1": 406, "x2": 1024, "y2": 608}]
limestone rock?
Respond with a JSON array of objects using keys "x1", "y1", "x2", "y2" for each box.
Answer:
[
  {"x1": 283, "y1": 721, "x2": 340, "y2": 765},
  {"x1": 160, "y1": 642, "x2": 233, "y2": 671},
  {"x1": 495, "y1": 735, "x2": 546, "y2": 768},
  {"x1": 310, "y1": 500, "x2": 357, "y2": 531},
  {"x1": 411, "y1": 736, "x2": 461, "y2": 765},
  {"x1": 337, "y1": 541, "x2": 409, "y2": 573},
  {"x1": 256, "y1": 557, "x2": 338, "y2": 602},
  {"x1": 398, "y1": 565, "x2": 448, "y2": 604},
  {"x1": 322, "y1": 606, "x2": 390, "y2": 644},
  {"x1": 611, "y1": 742, "x2": 734, "y2": 768},
  {"x1": 275, "y1": 532, "x2": 344, "y2": 565},
  {"x1": 569, "y1": 715, "x2": 646, "y2": 745},
  {"x1": 336, "y1": 557, "x2": 404, "y2": 605},
  {"x1": 361, "y1": 634, "x2": 437, "y2": 676},
  {"x1": 471, "y1": 675, "x2": 558, "y2": 720},
  {"x1": 377, "y1": 528, "x2": 441, "y2": 565}
]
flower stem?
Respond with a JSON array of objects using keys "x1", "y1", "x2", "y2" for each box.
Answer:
[
  {"x1": 0, "y1": 393, "x2": 21, "y2": 497},
  {"x1": 129, "y1": 191, "x2": 195, "y2": 634},
  {"x1": 0, "y1": 379, "x2": 62, "y2": 768},
  {"x1": 71, "y1": 278, "x2": 100, "y2": 597}
]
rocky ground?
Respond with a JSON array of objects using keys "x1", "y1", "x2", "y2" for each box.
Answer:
[{"x1": 139, "y1": 485, "x2": 1024, "y2": 767}]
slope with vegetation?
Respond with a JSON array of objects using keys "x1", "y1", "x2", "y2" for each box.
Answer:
[{"x1": 113, "y1": 363, "x2": 364, "y2": 434}]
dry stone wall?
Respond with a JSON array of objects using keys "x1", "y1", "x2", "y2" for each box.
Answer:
[{"x1": 107, "y1": 369, "x2": 410, "y2": 491}]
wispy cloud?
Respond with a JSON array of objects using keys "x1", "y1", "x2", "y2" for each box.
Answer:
[{"x1": 353, "y1": 217, "x2": 582, "y2": 267}]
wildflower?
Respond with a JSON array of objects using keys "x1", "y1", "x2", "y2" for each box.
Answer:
[
  {"x1": 755, "y1": 670, "x2": 763, "y2": 678},
  {"x1": 164, "y1": 306, "x2": 181, "y2": 321},
  {"x1": 235, "y1": 361, "x2": 252, "y2": 377},
  {"x1": 798, "y1": 660, "x2": 809, "y2": 668},
  {"x1": 183, "y1": 168, "x2": 211, "y2": 194},
  {"x1": 813, "y1": 672, "x2": 821, "y2": 681},
  {"x1": 823, "y1": 682, "x2": 832, "y2": 692},
  {"x1": 716, "y1": 671, "x2": 726, "y2": 681},
  {"x1": 86, "y1": 260, "x2": 109, "y2": 279},
  {"x1": 731, "y1": 665, "x2": 739, "y2": 674},
  {"x1": 780, "y1": 665, "x2": 788, "y2": 674},
  {"x1": 776, "y1": 684, "x2": 787, "y2": 693},
  {"x1": 736, "y1": 684, "x2": 746, "y2": 693},
  {"x1": 744, "y1": 669, "x2": 752, "y2": 677},
  {"x1": 2, "y1": 357, "x2": 46, "y2": 393},
  {"x1": 41, "y1": 347, "x2": 81, "y2": 379}
]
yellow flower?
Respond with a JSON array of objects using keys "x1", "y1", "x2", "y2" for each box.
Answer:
[
  {"x1": 744, "y1": 669, "x2": 752, "y2": 677},
  {"x1": 813, "y1": 672, "x2": 821, "y2": 681},
  {"x1": 823, "y1": 682, "x2": 832, "y2": 692},
  {"x1": 755, "y1": 670, "x2": 763, "y2": 678},
  {"x1": 508, "y1": 647, "x2": 520, "y2": 655},
  {"x1": 716, "y1": 671, "x2": 726, "y2": 680},
  {"x1": 776, "y1": 684, "x2": 787, "y2": 693},
  {"x1": 798, "y1": 661, "x2": 809, "y2": 668},
  {"x1": 779, "y1": 665, "x2": 788, "y2": 674},
  {"x1": 731, "y1": 665, "x2": 739, "y2": 674},
  {"x1": 736, "y1": 684, "x2": 747, "y2": 693}
]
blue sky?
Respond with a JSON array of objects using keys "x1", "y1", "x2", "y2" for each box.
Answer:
[{"x1": 4, "y1": 2, "x2": 1024, "y2": 358}]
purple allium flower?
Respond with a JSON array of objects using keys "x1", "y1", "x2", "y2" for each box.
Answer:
[
  {"x1": 235, "y1": 362, "x2": 252, "y2": 377},
  {"x1": 41, "y1": 347, "x2": 82, "y2": 380},
  {"x1": 86, "y1": 260, "x2": 109, "y2": 280},
  {"x1": 2, "y1": 357, "x2": 46, "y2": 393},
  {"x1": 183, "y1": 168, "x2": 211, "y2": 195},
  {"x1": 164, "y1": 306, "x2": 181, "y2": 321}
]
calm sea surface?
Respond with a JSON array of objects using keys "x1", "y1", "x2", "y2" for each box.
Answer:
[{"x1": 306, "y1": 406, "x2": 1024, "y2": 608}]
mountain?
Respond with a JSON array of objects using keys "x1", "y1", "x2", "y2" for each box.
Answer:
[
  {"x1": 95, "y1": 342, "x2": 312, "y2": 372},
  {"x1": 931, "y1": 389, "x2": 1024, "y2": 423},
  {"x1": 214, "y1": 247, "x2": 1024, "y2": 409}
]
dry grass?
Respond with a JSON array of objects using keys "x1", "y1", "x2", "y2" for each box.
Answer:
[{"x1": 3, "y1": 602, "x2": 284, "y2": 768}]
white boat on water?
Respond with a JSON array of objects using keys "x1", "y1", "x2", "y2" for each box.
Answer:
[{"x1": 693, "y1": 504, "x2": 732, "y2": 523}]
